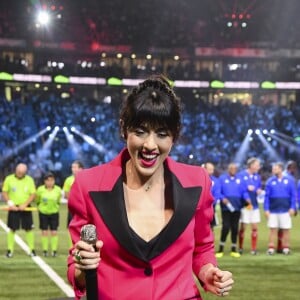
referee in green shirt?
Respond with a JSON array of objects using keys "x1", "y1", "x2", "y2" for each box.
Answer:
[
  {"x1": 2, "y1": 163, "x2": 36, "y2": 258},
  {"x1": 36, "y1": 172, "x2": 62, "y2": 257},
  {"x1": 63, "y1": 160, "x2": 84, "y2": 247}
]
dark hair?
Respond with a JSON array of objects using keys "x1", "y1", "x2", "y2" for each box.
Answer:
[
  {"x1": 43, "y1": 172, "x2": 55, "y2": 180},
  {"x1": 72, "y1": 160, "x2": 84, "y2": 169},
  {"x1": 120, "y1": 74, "x2": 181, "y2": 142}
]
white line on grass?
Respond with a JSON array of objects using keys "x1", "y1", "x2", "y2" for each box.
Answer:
[{"x1": 0, "y1": 219, "x2": 75, "y2": 298}]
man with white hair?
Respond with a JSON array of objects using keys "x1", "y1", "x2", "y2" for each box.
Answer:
[
  {"x1": 2, "y1": 163, "x2": 36, "y2": 258},
  {"x1": 264, "y1": 162, "x2": 296, "y2": 255}
]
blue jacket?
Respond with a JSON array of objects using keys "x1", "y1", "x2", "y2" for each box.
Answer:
[
  {"x1": 297, "y1": 179, "x2": 300, "y2": 210},
  {"x1": 237, "y1": 170, "x2": 261, "y2": 209},
  {"x1": 264, "y1": 175, "x2": 297, "y2": 213},
  {"x1": 219, "y1": 173, "x2": 249, "y2": 211},
  {"x1": 210, "y1": 175, "x2": 222, "y2": 206}
]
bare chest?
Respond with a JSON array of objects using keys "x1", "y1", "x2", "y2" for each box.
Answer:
[{"x1": 124, "y1": 185, "x2": 173, "y2": 242}]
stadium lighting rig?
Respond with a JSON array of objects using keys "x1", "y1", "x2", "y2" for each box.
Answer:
[
  {"x1": 33, "y1": 1, "x2": 64, "y2": 28},
  {"x1": 0, "y1": 127, "x2": 50, "y2": 162},
  {"x1": 36, "y1": 10, "x2": 51, "y2": 26},
  {"x1": 70, "y1": 127, "x2": 106, "y2": 153},
  {"x1": 265, "y1": 131, "x2": 300, "y2": 154},
  {"x1": 62, "y1": 127, "x2": 83, "y2": 159},
  {"x1": 257, "y1": 131, "x2": 282, "y2": 162},
  {"x1": 233, "y1": 130, "x2": 252, "y2": 166}
]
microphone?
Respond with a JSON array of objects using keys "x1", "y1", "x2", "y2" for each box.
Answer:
[{"x1": 80, "y1": 224, "x2": 98, "y2": 300}]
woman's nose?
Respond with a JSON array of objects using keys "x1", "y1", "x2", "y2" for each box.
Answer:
[{"x1": 143, "y1": 133, "x2": 157, "y2": 150}]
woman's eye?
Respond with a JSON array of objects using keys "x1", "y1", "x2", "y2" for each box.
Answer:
[
  {"x1": 135, "y1": 129, "x2": 145, "y2": 135},
  {"x1": 157, "y1": 131, "x2": 168, "y2": 138}
]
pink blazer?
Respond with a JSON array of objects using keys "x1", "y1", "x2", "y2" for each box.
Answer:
[{"x1": 67, "y1": 149, "x2": 216, "y2": 300}]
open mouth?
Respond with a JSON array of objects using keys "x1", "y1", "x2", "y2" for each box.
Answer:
[{"x1": 139, "y1": 152, "x2": 158, "y2": 167}]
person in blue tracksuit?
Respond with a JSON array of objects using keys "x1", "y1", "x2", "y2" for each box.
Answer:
[
  {"x1": 203, "y1": 162, "x2": 222, "y2": 228},
  {"x1": 264, "y1": 162, "x2": 296, "y2": 255},
  {"x1": 215, "y1": 163, "x2": 249, "y2": 258},
  {"x1": 298, "y1": 179, "x2": 300, "y2": 210},
  {"x1": 277, "y1": 160, "x2": 299, "y2": 252},
  {"x1": 237, "y1": 157, "x2": 263, "y2": 255}
]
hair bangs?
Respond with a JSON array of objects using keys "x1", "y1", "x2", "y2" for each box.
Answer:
[{"x1": 128, "y1": 97, "x2": 178, "y2": 133}]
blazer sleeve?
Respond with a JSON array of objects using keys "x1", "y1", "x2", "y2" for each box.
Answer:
[
  {"x1": 192, "y1": 168, "x2": 217, "y2": 276},
  {"x1": 67, "y1": 173, "x2": 90, "y2": 299}
]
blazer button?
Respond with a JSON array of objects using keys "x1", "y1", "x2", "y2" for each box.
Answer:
[{"x1": 144, "y1": 266, "x2": 153, "y2": 276}]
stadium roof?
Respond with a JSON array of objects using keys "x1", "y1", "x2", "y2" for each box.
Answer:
[{"x1": 1, "y1": 0, "x2": 300, "y2": 52}]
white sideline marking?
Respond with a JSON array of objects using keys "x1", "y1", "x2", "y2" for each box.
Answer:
[{"x1": 0, "y1": 219, "x2": 75, "y2": 298}]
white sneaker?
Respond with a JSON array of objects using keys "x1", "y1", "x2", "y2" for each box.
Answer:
[
  {"x1": 282, "y1": 248, "x2": 290, "y2": 255},
  {"x1": 267, "y1": 248, "x2": 275, "y2": 255}
]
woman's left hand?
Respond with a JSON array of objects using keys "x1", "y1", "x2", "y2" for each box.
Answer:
[{"x1": 200, "y1": 265, "x2": 234, "y2": 297}]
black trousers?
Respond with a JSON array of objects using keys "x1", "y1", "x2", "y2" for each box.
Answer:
[{"x1": 220, "y1": 210, "x2": 241, "y2": 244}]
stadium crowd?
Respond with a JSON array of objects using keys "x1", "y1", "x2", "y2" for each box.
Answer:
[
  {"x1": 0, "y1": 87, "x2": 299, "y2": 187},
  {"x1": 1, "y1": 87, "x2": 299, "y2": 260}
]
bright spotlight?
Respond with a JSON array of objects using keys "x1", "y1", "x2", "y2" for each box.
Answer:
[
  {"x1": 37, "y1": 11, "x2": 50, "y2": 25},
  {"x1": 54, "y1": 126, "x2": 60, "y2": 131},
  {"x1": 255, "y1": 129, "x2": 260, "y2": 135},
  {"x1": 70, "y1": 127, "x2": 76, "y2": 132},
  {"x1": 270, "y1": 129, "x2": 276, "y2": 134},
  {"x1": 46, "y1": 126, "x2": 51, "y2": 131},
  {"x1": 247, "y1": 129, "x2": 253, "y2": 135},
  {"x1": 263, "y1": 129, "x2": 268, "y2": 134}
]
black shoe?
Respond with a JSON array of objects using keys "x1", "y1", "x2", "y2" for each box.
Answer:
[
  {"x1": 52, "y1": 251, "x2": 57, "y2": 257},
  {"x1": 29, "y1": 250, "x2": 36, "y2": 257},
  {"x1": 6, "y1": 250, "x2": 13, "y2": 258},
  {"x1": 43, "y1": 251, "x2": 48, "y2": 257}
]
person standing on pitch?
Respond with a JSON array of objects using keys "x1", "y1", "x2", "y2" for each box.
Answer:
[
  {"x1": 215, "y1": 162, "x2": 248, "y2": 258},
  {"x1": 277, "y1": 160, "x2": 299, "y2": 252},
  {"x1": 63, "y1": 160, "x2": 84, "y2": 227},
  {"x1": 297, "y1": 179, "x2": 300, "y2": 211},
  {"x1": 36, "y1": 172, "x2": 62, "y2": 257},
  {"x1": 67, "y1": 75, "x2": 233, "y2": 299},
  {"x1": 238, "y1": 157, "x2": 262, "y2": 255},
  {"x1": 203, "y1": 162, "x2": 221, "y2": 228},
  {"x1": 264, "y1": 162, "x2": 296, "y2": 255},
  {"x1": 2, "y1": 163, "x2": 36, "y2": 258}
]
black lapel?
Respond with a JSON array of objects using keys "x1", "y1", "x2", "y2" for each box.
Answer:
[
  {"x1": 89, "y1": 177, "x2": 147, "y2": 262},
  {"x1": 148, "y1": 172, "x2": 202, "y2": 260},
  {"x1": 89, "y1": 173, "x2": 202, "y2": 262}
]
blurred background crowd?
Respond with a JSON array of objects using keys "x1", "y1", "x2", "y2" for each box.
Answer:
[{"x1": 0, "y1": 0, "x2": 300, "y2": 187}]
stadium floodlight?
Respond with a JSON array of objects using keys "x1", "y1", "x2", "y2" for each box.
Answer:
[
  {"x1": 0, "y1": 128, "x2": 49, "y2": 162},
  {"x1": 36, "y1": 11, "x2": 50, "y2": 26},
  {"x1": 233, "y1": 131, "x2": 252, "y2": 166},
  {"x1": 257, "y1": 132, "x2": 282, "y2": 161},
  {"x1": 71, "y1": 127, "x2": 106, "y2": 153}
]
